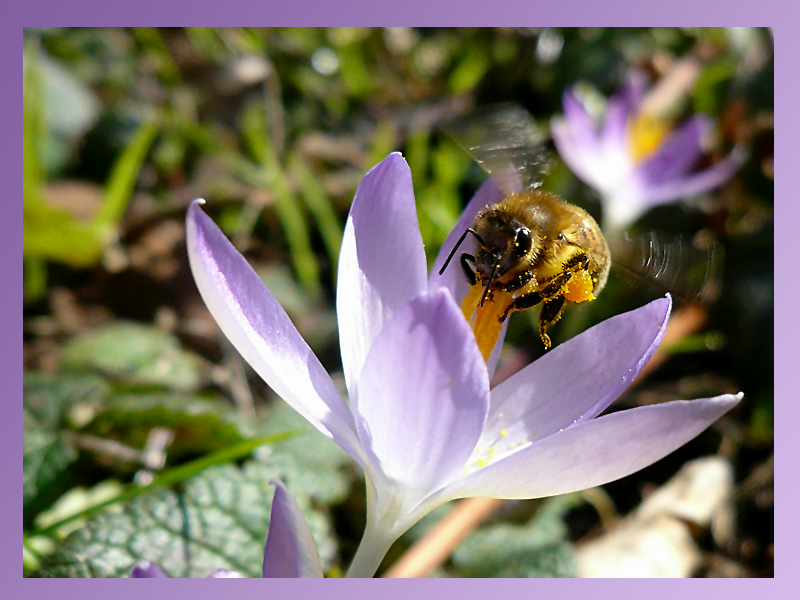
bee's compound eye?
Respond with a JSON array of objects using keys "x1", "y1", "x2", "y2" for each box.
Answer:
[{"x1": 515, "y1": 227, "x2": 532, "y2": 252}]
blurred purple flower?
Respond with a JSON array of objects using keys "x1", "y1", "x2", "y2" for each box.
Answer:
[
  {"x1": 130, "y1": 480, "x2": 322, "y2": 578},
  {"x1": 187, "y1": 152, "x2": 741, "y2": 577},
  {"x1": 551, "y1": 75, "x2": 744, "y2": 234}
]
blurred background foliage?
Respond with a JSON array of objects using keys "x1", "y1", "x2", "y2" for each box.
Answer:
[{"x1": 23, "y1": 27, "x2": 772, "y2": 578}]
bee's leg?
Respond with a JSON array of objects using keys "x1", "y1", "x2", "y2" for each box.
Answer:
[
  {"x1": 502, "y1": 270, "x2": 534, "y2": 292},
  {"x1": 459, "y1": 254, "x2": 477, "y2": 286},
  {"x1": 500, "y1": 290, "x2": 542, "y2": 322},
  {"x1": 540, "y1": 271, "x2": 573, "y2": 300},
  {"x1": 563, "y1": 252, "x2": 589, "y2": 272},
  {"x1": 537, "y1": 295, "x2": 566, "y2": 350}
]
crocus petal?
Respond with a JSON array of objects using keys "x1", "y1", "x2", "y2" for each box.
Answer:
[
  {"x1": 186, "y1": 201, "x2": 365, "y2": 466},
  {"x1": 476, "y1": 297, "x2": 671, "y2": 454},
  {"x1": 562, "y1": 90, "x2": 600, "y2": 157},
  {"x1": 355, "y1": 289, "x2": 489, "y2": 504},
  {"x1": 551, "y1": 117, "x2": 603, "y2": 186},
  {"x1": 337, "y1": 153, "x2": 428, "y2": 401},
  {"x1": 441, "y1": 393, "x2": 742, "y2": 501},
  {"x1": 130, "y1": 561, "x2": 168, "y2": 578},
  {"x1": 639, "y1": 116, "x2": 709, "y2": 185},
  {"x1": 600, "y1": 84, "x2": 638, "y2": 152},
  {"x1": 262, "y1": 480, "x2": 323, "y2": 578},
  {"x1": 639, "y1": 148, "x2": 746, "y2": 206}
]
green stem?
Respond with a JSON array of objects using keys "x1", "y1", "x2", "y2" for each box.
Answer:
[{"x1": 345, "y1": 516, "x2": 397, "y2": 578}]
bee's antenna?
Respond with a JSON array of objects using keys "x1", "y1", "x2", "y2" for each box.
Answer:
[
  {"x1": 479, "y1": 263, "x2": 499, "y2": 308},
  {"x1": 438, "y1": 228, "x2": 484, "y2": 275}
]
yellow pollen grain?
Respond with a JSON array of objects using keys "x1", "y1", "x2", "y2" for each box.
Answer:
[
  {"x1": 498, "y1": 413, "x2": 504, "y2": 418},
  {"x1": 563, "y1": 270, "x2": 595, "y2": 303},
  {"x1": 499, "y1": 429, "x2": 507, "y2": 437},
  {"x1": 477, "y1": 458, "x2": 488, "y2": 468}
]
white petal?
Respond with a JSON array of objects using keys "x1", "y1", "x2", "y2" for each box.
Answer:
[
  {"x1": 187, "y1": 201, "x2": 365, "y2": 465},
  {"x1": 439, "y1": 394, "x2": 741, "y2": 501},
  {"x1": 477, "y1": 297, "x2": 671, "y2": 455},
  {"x1": 337, "y1": 153, "x2": 428, "y2": 401}
]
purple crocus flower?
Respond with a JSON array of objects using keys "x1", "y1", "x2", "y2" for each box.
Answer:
[
  {"x1": 551, "y1": 75, "x2": 744, "y2": 235},
  {"x1": 130, "y1": 480, "x2": 322, "y2": 578},
  {"x1": 186, "y1": 152, "x2": 741, "y2": 578}
]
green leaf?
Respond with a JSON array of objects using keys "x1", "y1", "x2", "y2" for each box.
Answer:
[
  {"x1": 59, "y1": 322, "x2": 203, "y2": 392},
  {"x1": 87, "y1": 393, "x2": 253, "y2": 460},
  {"x1": 258, "y1": 399, "x2": 353, "y2": 505},
  {"x1": 24, "y1": 372, "x2": 111, "y2": 431},
  {"x1": 450, "y1": 495, "x2": 580, "y2": 578},
  {"x1": 23, "y1": 427, "x2": 78, "y2": 527},
  {"x1": 23, "y1": 373, "x2": 110, "y2": 527},
  {"x1": 34, "y1": 458, "x2": 338, "y2": 578}
]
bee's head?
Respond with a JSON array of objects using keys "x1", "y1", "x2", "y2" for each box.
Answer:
[{"x1": 474, "y1": 212, "x2": 533, "y2": 281}]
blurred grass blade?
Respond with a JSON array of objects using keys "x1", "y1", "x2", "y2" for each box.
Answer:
[
  {"x1": 23, "y1": 42, "x2": 45, "y2": 207},
  {"x1": 23, "y1": 259, "x2": 47, "y2": 301},
  {"x1": 368, "y1": 118, "x2": 399, "y2": 168},
  {"x1": 288, "y1": 151, "x2": 343, "y2": 275},
  {"x1": 30, "y1": 429, "x2": 299, "y2": 540},
  {"x1": 241, "y1": 102, "x2": 321, "y2": 297},
  {"x1": 23, "y1": 42, "x2": 101, "y2": 269},
  {"x1": 94, "y1": 118, "x2": 159, "y2": 235}
]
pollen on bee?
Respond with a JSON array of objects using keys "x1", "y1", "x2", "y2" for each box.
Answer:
[{"x1": 563, "y1": 270, "x2": 595, "y2": 303}]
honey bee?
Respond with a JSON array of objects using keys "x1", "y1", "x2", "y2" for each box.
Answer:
[
  {"x1": 440, "y1": 104, "x2": 721, "y2": 354},
  {"x1": 440, "y1": 104, "x2": 611, "y2": 351}
]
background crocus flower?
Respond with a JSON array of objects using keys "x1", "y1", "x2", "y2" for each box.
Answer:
[
  {"x1": 551, "y1": 74, "x2": 744, "y2": 235},
  {"x1": 187, "y1": 152, "x2": 741, "y2": 578},
  {"x1": 130, "y1": 480, "x2": 322, "y2": 578}
]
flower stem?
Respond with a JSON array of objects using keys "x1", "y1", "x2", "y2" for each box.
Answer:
[{"x1": 345, "y1": 518, "x2": 397, "y2": 578}]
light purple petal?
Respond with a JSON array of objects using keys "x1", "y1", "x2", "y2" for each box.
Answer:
[
  {"x1": 562, "y1": 90, "x2": 600, "y2": 157},
  {"x1": 186, "y1": 201, "x2": 365, "y2": 466},
  {"x1": 476, "y1": 297, "x2": 671, "y2": 454},
  {"x1": 355, "y1": 289, "x2": 489, "y2": 503},
  {"x1": 441, "y1": 393, "x2": 742, "y2": 500},
  {"x1": 639, "y1": 148, "x2": 746, "y2": 206},
  {"x1": 337, "y1": 153, "x2": 428, "y2": 401},
  {"x1": 551, "y1": 117, "x2": 603, "y2": 186},
  {"x1": 130, "y1": 561, "x2": 168, "y2": 578},
  {"x1": 262, "y1": 480, "x2": 323, "y2": 578},
  {"x1": 600, "y1": 82, "x2": 639, "y2": 151},
  {"x1": 639, "y1": 116, "x2": 709, "y2": 185}
]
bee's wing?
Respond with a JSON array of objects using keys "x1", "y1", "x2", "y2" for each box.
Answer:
[
  {"x1": 444, "y1": 104, "x2": 551, "y2": 196},
  {"x1": 609, "y1": 231, "x2": 723, "y2": 305}
]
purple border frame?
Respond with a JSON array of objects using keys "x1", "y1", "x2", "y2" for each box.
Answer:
[{"x1": 13, "y1": 11, "x2": 781, "y2": 600}]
